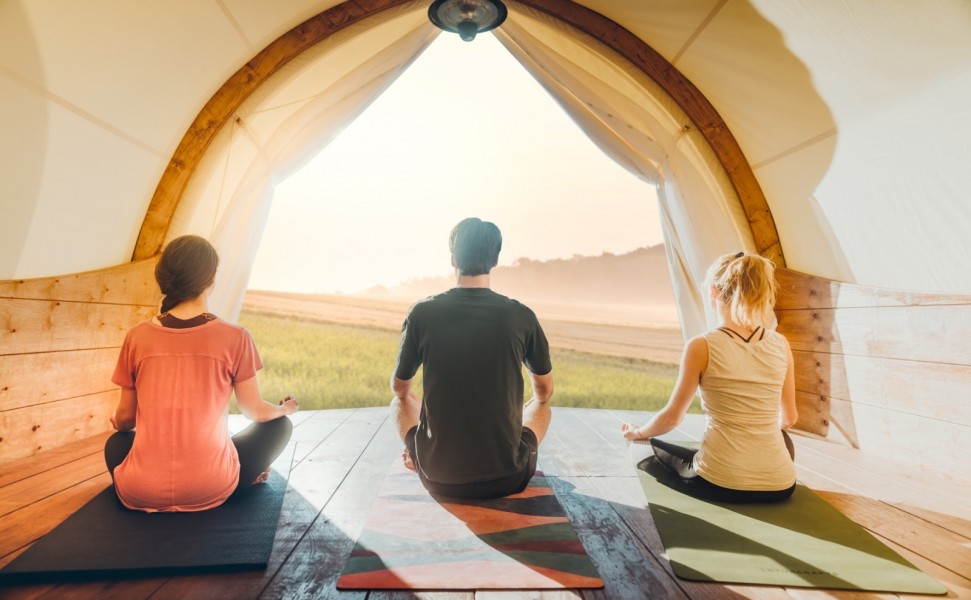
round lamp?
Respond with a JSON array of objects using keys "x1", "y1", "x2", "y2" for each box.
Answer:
[{"x1": 428, "y1": 0, "x2": 508, "y2": 42}]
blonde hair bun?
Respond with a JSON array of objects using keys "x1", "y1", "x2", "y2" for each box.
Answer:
[{"x1": 707, "y1": 252, "x2": 778, "y2": 328}]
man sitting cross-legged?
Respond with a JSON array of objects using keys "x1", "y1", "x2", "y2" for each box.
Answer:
[{"x1": 389, "y1": 217, "x2": 554, "y2": 499}]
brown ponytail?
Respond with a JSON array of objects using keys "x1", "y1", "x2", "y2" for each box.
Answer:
[
  {"x1": 708, "y1": 251, "x2": 778, "y2": 328},
  {"x1": 155, "y1": 235, "x2": 219, "y2": 314}
]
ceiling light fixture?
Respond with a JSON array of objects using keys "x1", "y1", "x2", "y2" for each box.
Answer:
[{"x1": 428, "y1": 0, "x2": 508, "y2": 42}]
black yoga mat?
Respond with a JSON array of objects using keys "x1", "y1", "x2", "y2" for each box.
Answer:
[{"x1": 0, "y1": 470, "x2": 288, "y2": 583}]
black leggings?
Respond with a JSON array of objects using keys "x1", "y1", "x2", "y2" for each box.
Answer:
[
  {"x1": 104, "y1": 416, "x2": 293, "y2": 497},
  {"x1": 649, "y1": 432, "x2": 796, "y2": 503},
  {"x1": 405, "y1": 426, "x2": 539, "y2": 500}
]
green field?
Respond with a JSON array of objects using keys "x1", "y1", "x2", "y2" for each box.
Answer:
[{"x1": 239, "y1": 310, "x2": 696, "y2": 413}]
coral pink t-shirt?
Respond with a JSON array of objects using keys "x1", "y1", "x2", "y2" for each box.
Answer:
[{"x1": 111, "y1": 318, "x2": 262, "y2": 512}]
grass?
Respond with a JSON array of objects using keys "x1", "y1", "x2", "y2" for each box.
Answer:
[{"x1": 238, "y1": 310, "x2": 698, "y2": 414}]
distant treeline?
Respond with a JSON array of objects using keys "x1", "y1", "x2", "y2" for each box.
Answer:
[{"x1": 368, "y1": 244, "x2": 675, "y2": 306}]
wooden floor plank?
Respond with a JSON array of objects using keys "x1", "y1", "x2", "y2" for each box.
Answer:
[
  {"x1": 36, "y1": 577, "x2": 171, "y2": 600},
  {"x1": 286, "y1": 409, "x2": 320, "y2": 429},
  {"x1": 537, "y1": 416, "x2": 585, "y2": 478},
  {"x1": 0, "y1": 452, "x2": 106, "y2": 518},
  {"x1": 794, "y1": 474, "x2": 971, "y2": 584},
  {"x1": 0, "y1": 584, "x2": 50, "y2": 600},
  {"x1": 550, "y1": 408, "x2": 632, "y2": 477},
  {"x1": 288, "y1": 408, "x2": 360, "y2": 465},
  {"x1": 0, "y1": 433, "x2": 109, "y2": 489},
  {"x1": 548, "y1": 474, "x2": 688, "y2": 599},
  {"x1": 792, "y1": 434, "x2": 971, "y2": 540},
  {"x1": 257, "y1": 411, "x2": 398, "y2": 599},
  {"x1": 543, "y1": 411, "x2": 689, "y2": 599},
  {"x1": 568, "y1": 407, "x2": 630, "y2": 451},
  {"x1": 793, "y1": 432, "x2": 970, "y2": 509},
  {"x1": 788, "y1": 432, "x2": 971, "y2": 594},
  {"x1": 873, "y1": 533, "x2": 971, "y2": 599}
]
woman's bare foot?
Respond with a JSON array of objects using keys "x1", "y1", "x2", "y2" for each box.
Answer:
[
  {"x1": 252, "y1": 468, "x2": 271, "y2": 484},
  {"x1": 401, "y1": 447, "x2": 416, "y2": 472}
]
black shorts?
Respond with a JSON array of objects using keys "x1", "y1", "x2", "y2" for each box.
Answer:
[{"x1": 405, "y1": 426, "x2": 539, "y2": 500}]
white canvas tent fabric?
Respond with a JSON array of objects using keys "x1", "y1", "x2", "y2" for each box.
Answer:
[
  {"x1": 742, "y1": 0, "x2": 971, "y2": 291},
  {"x1": 495, "y1": 2, "x2": 757, "y2": 336},
  {"x1": 2, "y1": 0, "x2": 971, "y2": 315}
]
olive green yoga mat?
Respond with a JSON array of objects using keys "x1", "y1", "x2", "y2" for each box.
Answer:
[{"x1": 630, "y1": 441, "x2": 947, "y2": 594}]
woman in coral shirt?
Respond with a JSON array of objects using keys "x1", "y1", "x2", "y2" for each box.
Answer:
[{"x1": 105, "y1": 235, "x2": 298, "y2": 512}]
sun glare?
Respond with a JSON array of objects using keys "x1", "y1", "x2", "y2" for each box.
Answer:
[{"x1": 248, "y1": 32, "x2": 663, "y2": 295}]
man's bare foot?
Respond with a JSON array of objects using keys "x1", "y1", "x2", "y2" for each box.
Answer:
[
  {"x1": 252, "y1": 468, "x2": 271, "y2": 485},
  {"x1": 401, "y1": 447, "x2": 416, "y2": 472}
]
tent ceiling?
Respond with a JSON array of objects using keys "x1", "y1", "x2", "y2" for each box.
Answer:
[{"x1": 2, "y1": 0, "x2": 970, "y2": 294}]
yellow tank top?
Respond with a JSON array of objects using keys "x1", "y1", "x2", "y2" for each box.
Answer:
[{"x1": 693, "y1": 327, "x2": 796, "y2": 491}]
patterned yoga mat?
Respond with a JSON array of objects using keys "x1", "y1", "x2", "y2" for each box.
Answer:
[{"x1": 337, "y1": 461, "x2": 603, "y2": 590}]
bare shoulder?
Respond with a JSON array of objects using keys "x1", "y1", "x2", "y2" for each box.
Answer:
[
  {"x1": 681, "y1": 334, "x2": 710, "y2": 376},
  {"x1": 684, "y1": 334, "x2": 709, "y2": 354}
]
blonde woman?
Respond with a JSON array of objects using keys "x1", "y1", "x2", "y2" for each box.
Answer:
[{"x1": 621, "y1": 252, "x2": 798, "y2": 502}]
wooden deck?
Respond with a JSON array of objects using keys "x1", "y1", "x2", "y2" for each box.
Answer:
[{"x1": 1, "y1": 407, "x2": 969, "y2": 599}]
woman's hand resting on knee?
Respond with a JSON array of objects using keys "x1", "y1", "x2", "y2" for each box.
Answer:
[{"x1": 620, "y1": 423, "x2": 648, "y2": 441}]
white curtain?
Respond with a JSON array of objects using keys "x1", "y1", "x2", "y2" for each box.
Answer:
[
  {"x1": 169, "y1": 2, "x2": 438, "y2": 321},
  {"x1": 495, "y1": 2, "x2": 756, "y2": 338}
]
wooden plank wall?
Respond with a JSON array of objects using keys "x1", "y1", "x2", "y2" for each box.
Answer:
[
  {"x1": 775, "y1": 268, "x2": 971, "y2": 483},
  {"x1": 0, "y1": 259, "x2": 159, "y2": 464}
]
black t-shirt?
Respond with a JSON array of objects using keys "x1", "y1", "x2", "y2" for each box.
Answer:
[{"x1": 394, "y1": 287, "x2": 552, "y2": 484}]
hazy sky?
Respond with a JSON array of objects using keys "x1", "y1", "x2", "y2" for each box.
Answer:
[{"x1": 248, "y1": 32, "x2": 663, "y2": 294}]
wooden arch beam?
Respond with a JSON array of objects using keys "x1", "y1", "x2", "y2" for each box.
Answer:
[{"x1": 134, "y1": 0, "x2": 785, "y2": 267}]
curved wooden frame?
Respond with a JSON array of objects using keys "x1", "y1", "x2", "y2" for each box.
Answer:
[{"x1": 133, "y1": 0, "x2": 785, "y2": 267}]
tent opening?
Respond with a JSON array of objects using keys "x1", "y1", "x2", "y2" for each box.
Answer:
[
  {"x1": 155, "y1": 1, "x2": 778, "y2": 418},
  {"x1": 239, "y1": 32, "x2": 686, "y2": 413}
]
